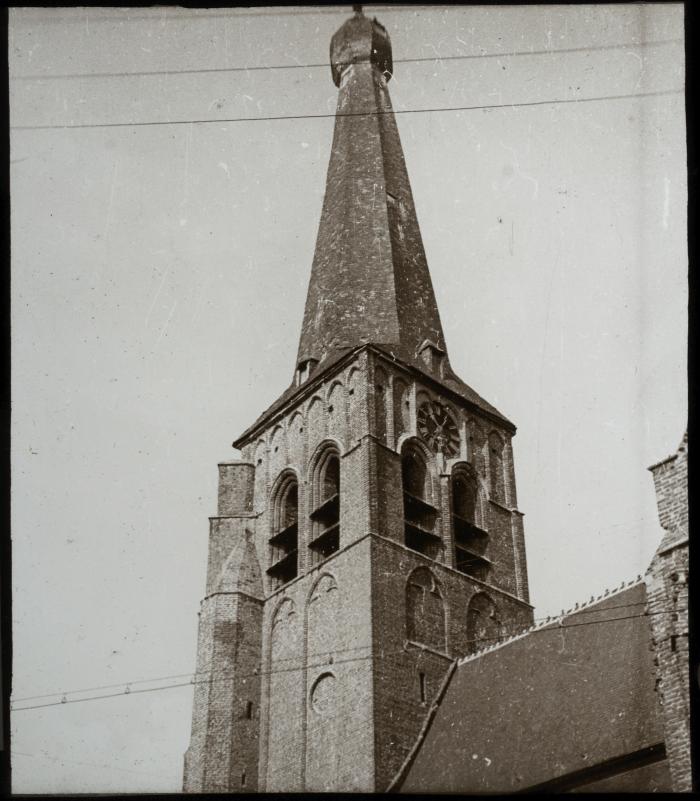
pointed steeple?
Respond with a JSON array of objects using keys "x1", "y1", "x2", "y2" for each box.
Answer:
[{"x1": 296, "y1": 8, "x2": 447, "y2": 378}]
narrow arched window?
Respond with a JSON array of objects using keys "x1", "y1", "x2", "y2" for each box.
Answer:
[
  {"x1": 402, "y1": 444, "x2": 439, "y2": 558},
  {"x1": 309, "y1": 447, "x2": 340, "y2": 566},
  {"x1": 451, "y1": 466, "x2": 491, "y2": 580},
  {"x1": 488, "y1": 431, "x2": 505, "y2": 504},
  {"x1": 466, "y1": 592, "x2": 502, "y2": 655},
  {"x1": 267, "y1": 475, "x2": 299, "y2": 589}
]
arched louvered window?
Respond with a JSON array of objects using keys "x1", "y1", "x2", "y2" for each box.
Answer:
[
  {"x1": 309, "y1": 446, "x2": 340, "y2": 566},
  {"x1": 401, "y1": 443, "x2": 439, "y2": 558},
  {"x1": 267, "y1": 474, "x2": 299, "y2": 589},
  {"x1": 451, "y1": 465, "x2": 491, "y2": 581},
  {"x1": 453, "y1": 471, "x2": 477, "y2": 523}
]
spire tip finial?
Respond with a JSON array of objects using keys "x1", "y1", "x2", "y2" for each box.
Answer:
[{"x1": 352, "y1": 4, "x2": 363, "y2": 15}]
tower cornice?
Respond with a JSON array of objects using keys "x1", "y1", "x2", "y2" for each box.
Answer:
[{"x1": 233, "y1": 342, "x2": 515, "y2": 450}]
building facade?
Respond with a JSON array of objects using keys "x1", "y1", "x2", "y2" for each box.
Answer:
[
  {"x1": 393, "y1": 432, "x2": 690, "y2": 793},
  {"x1": 183, "y1": 7, "x2": 533, "y2": 793},
  {"x1": 645, "y1": 431, "x2": 690, "y2": 792},
  {"x1": 182, "y1": 8, "x2": 690, "y2": 794}
]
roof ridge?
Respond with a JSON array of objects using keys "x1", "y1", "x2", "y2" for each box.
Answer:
[{"x1": 457, "y1": 574, "x2": 645, "y2": 666}]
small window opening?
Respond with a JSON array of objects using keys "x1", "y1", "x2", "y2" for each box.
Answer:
[
  {"x1": 349, "y1": 388, "x2": 354, "y2": 396},
  {"x1": 241, "y1": 770, "x2": 246, "y2": 788},
  {"x1": 418, "y1": 342, "x2": 444, "y2": 374},
  {"x1": 671, "y1": 635, "x2": 678, "y2": 652},
  {"x1": 419, "y1": 672, "x2": 426, "y2": 703},
  {"x1": 246, "y1": 701, "x2": 253, "y2": 719},
  {"x1": 296, "y1": 358, "x2": 319, "y2": 386},
  {"x1": 328, "y1": 404, "x2": 334, "y2": 413}
]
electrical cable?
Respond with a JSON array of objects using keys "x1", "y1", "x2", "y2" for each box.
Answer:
[
  {"x1": 11, "y1": 88, "x2": 681, "y2": 131},
  {"x1": 7, "y1": 597, "x2": 662, "y2": 704},
  {"x1": 10, "y1": 39, "x2": 682, "y2": 82},
  {"x1": 11, "y1": 607, "x2": 684, "y2": 712}
]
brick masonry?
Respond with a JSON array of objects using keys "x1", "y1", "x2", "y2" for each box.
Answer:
[
  {"x1": 645, "y1": 431, "x2": 690, "y2": 792},
  {"x1": 398, "y1": 582, "x2": 672, "y2": 793},
  {"x1": 181, "y1": 3, "x2": 690, "y2": 791},
  {"x1": 183, "y1": 343, "x2": 533, "y2": 791},
  {"x1": 183, "y1": 8, "x2": 533, "y2": 794}
]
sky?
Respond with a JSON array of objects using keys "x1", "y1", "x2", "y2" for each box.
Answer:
[{"x1": 10, "y1": 4, "x2": 686, "y2": 794}]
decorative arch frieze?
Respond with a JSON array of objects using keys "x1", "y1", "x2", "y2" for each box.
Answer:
[
  {"x1": 326, "y1": 381, "x2": 346, "y2": 447},
  {"x1": 487, "y1": 430, "x2": 506, "y2": 504},
  {"x1": 374, "y1": 365, "x2": 389, "y2": 445},
  {"x1": 392, "y1": 377, "x2": 411, "y2": 446},
  {"x1": 346, "y1": 367, "x2": 363, "y2": 445},
  {"x1": 287, "y1": 411, "x2": 306, "y2": 472},
  {"x1": 306, "y1": 396, "x2": 326, "y2": 452}
]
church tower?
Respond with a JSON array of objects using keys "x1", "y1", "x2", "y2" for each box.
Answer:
[{"x1": 184, "y1": 7, "x2": 534, "y2": 793}]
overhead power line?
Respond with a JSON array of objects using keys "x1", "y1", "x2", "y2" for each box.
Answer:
[
  {"x1": 11, "y1": 641, "x2": 376, "y2": 703},
  {"x1": 11, "y1": 88, "x2": 681, "y2": 132},
  {"x1": 10, "y1": 38, "x2": 682, "y2": 82},
  {"x1": 11, "y1": 607, "x2": 683, "y2": 713},
  {"x1": 10, "y1": 6, "x2": 481, "y2": 25},
  {"x1": 8, "y1": 597, "x2": 656, "y2": 705}
]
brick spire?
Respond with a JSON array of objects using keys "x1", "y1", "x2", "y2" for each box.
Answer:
[{"x1": 296, "y1": 9, "x2": 447, "y2": 376}]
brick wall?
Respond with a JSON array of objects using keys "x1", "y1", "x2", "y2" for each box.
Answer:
[
  {"x1": 258, "y1": 540, "x2": 375, "y2": 792},
  {"x1": 649, "y1": 431, "x2": 688, "y2": 532},
  {"x1": 399, "y1": 583, "x2": 668, "y2": 793},
  {"x1": 183, "y1": 590, "x2": 263, "y2": 793},
  {"x1": 184, "y1": 459, "x2": 264, "y2": 793},
  {"x1": 186, "y1": 337, "x2": 533, "y2": 792},
  {"x1": 221, "y1": 345, "x2": 531, "y2": 791},
  {"x1": 646, "y1": 431, "x2": 690, "y2": 792},
  {"x1": 369, "y1": 535, "x2": 533, "y2": 790},
  {"x1": 185, "y1": 6, "x2": 535, "y2": 791}
]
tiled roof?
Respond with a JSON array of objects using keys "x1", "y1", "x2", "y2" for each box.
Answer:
[{"x1": 395, "y1": 578, "x2": 667, "y2": 793}]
